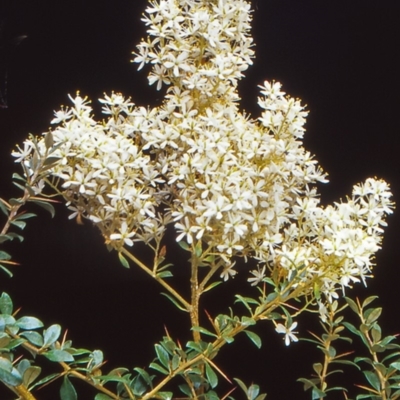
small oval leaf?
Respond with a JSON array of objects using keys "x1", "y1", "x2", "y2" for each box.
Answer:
[
  {"x1": 16, "y1": 316, "x2": 44, "y2": 330},
  {"x1": 60, "y1": 376, "x2": 77, "y2": 400},
  {"x1": 43, "y1": 324, "x2": 61, "y2": 347},
  {"x1": 0, "y1": 292, "x2": 13, "y2": 314},
  {"x1": 45, "y1": 350, "x2": 74, "y2": 362}
]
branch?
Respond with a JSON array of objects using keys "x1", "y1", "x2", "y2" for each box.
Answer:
[{"x1": 121, "y1": 247, "x2": 191, "y2": 311}]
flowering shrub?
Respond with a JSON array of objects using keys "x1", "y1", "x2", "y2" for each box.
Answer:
[{"x1": 0, "y1": 1, "x2": 396, "y2": 399}]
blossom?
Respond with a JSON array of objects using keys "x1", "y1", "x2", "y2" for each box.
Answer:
[
  {"x1": 247, "y1": 266, "x2": 266, "y2": 286},
  {"x1": 11, "y1": 0, "x2": 393, "y2": 298},
  {"x1": 275, "y1": 322, "x2": 299, "y2": 346},
  {"x1": 11, "y1": 141, "x2": 34, "y2": 163},
  {"x1": 220, "y1": 264, "x2": 238, "y2": 281},
  {"x1": 110, "y1": 222, "x2": 136, "y2": 247}
]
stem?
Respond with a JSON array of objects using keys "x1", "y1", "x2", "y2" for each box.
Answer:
[
  {"x1": 142, "y1": 353, "x2": 205, "y2": 400},
  {"x1": 143, "y1": 270, "x2": 310, "y2": 398},
  {"x1": 318, "y1": 306, "x2": 336, "y2": 398},
  {"x1": 62, "y1": 365, "x2": 121, "y2": 400},
  {"x1": 189, "y1": 247, "x2": 206, "y2": 397},
  {"x1": 121, "y1": 247, "x2": 191, "y2": 311},
  {"x1": 8, "y1": 384, "x2": 37, "y2": 400},
  {"x1": 358, "y1": 305, "x2": 388, "y2": 400},
  {"x1": 190, "y1": 253, "x2": 201, "y2": 342}
]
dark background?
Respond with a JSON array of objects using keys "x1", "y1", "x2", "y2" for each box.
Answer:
[{"x1": 0, "y1": 0, "x2": 399, "y2": 398}]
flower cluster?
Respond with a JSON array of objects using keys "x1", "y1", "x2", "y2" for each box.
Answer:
[
  {"x1": 12, "y1": 0, "x2": 393, "y2": 306},
  {"x1": 134, "y1": 0, "x2": 254, "y2": 105}
]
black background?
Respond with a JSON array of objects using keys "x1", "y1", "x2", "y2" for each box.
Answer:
[{"x1": 0, "y1": 0, "x2": 400, "y2": 399}]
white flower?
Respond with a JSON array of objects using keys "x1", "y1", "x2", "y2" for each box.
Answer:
[
  {"x1": 275, "y1": 322, "x2": 298, "y2": 346},
  {"x1": 247, "y1": 266, "x2": 266, "y2": 286},
  {"x1": 12, "y1": 141, "x2": 34, "y2": 163},
  {"x1": 220, "y1": 264, "x2": 238, "y2": 281},
  {"x1": 110, "y1": 222, "x2": 136, "y2": 246}
]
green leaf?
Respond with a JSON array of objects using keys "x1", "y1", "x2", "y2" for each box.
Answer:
[
  {"x1": 12, "y1": 173, "x2": 26, "y2": 182},
  {"x1": 45, "y1": 350, "x2": 74, "y2": 362},
  {"x1": 0, "y1": 234, "x2": 12, "y2": 244},
  {"x1": 312, "y1": 387, "x2": 326, "y2": 399},
  {"x1": 205, "y1": 362, "x2": 218, "y2": 388},
  {"x1": 0, "y1": 365, "x2": 23, "y2": 386},
  {"x1": 195, "y1": 242, "x2": 202, "y2": 257},
  {"x1": 14, "y1": 213, "x2": 37, "y2": 220},
  {"x1": 313, "y1": 363, "x2": 323, "y2": 376},
  {"x1": 31, "y1": 200, "x2": 56, "y2": 218},
  {"x1": 0, "y1": 199, "x2": 10, "y2": 216},
  {"x1": 234, "y1": 378, "x2": 248, "y2": 394},
  {"x1": 108, "y1": 367, "x2": 129, "y2": 376},
  {"x1": 157, "y1": 391, "x2": 172, "y2": 400},
  {"x1": 0, "y1": 315, "x2": 15, "y2": 332},
  {"x1": 44, "y1": 131, "x2": 54, "y2": 149},
  {"x1": 244, "y1": 331, "x2": 262, "y2": 349},
  {"x1": 95, "y1": 395, "x2": 113, "y2": 400},
  {"x1": 96, "y1": 375, "x2": 130, "y2": 384},
  {"x1": 20, "y1": 331, "x2": 44, "y2": 347},
  {"x1": 179, "y1": 384, "x2": 191, "y2": 397},
  {"x1": 89, "y1": 350, "x2": 104, "y2": 370},
  {"x1": 203, "y1": 281, "x2": 222, "y2": 293},
  {"x1": 160, "y1": 293, "x2": 188, "y2": 312},
  {"x1": 134, "y1": 367, "x2": 153, "y2": 387},
  {"x1": 186, "y1": 341, "x2": 205, "y2": 353},
  {"x1": 0, "y1": 251, "x2": 11, "y2": 261},
  {"x1": 363, "y1": 370, "x2": 381, "y2": 391},
  {"x1": 9, "y1": 198, "x2": 23, "y2": 206},
  {"x1": 131, "y1": 375, "x2": 148, "y2": 396},
  {"x1": 156, "y1": 271, "x2": 173, "y2": 279},
  {"x1": 248, "y1": 383, "x2": 260, "y2": 400},
  {"x1": 235, "y1": 295, "x2": 259, "y2": 306},
  {"x1": 241, "y1": 316, "x2": 256, "y2": 326},
  {"x1": 43, "y1": 156, "x2": 61, "y2": 167},
  {"x1": 43, "y1": 324, "x2": 61, "y2": 347},
  {"x1": 192, "y1": 326, "x2": 217, "y2": 338},
  {"x1": 391, "y1": 362, "x2": 400, "y2": 370},
  {"x1": 345, "y1": 297, "x2": 359, "y2": 314},
  {"x1": 16, "y1": 316, "x2": 44, "y2": 330},
  {"x1": 10, "y1": 220, "x2": 26, "y2": 230},
  {"x1": 362, "y1": 296, "x2": 378, "y2": 309},
  {"x1": 149, "y1": 362, "x2": 169, "y2": 375},
  {"x1": 177, "y1": 241, "x2": 190, "y2": 251},
  {"x1": 30, "y1": 373, "x2": 59, "y2": 390},
  {"x1": 221, "y1": 334, "x2": 235, "y2": 344},
  {"x1": 17, "y1": 359, "x2": 31, "y2": 376},
  {"x1": 23, "y1": 366, "x2": 41, "y2": 387},
  {"x1": 7, "y1": 232, "x2": 24, "y2": 242},
  {"x1": 297, "y1": 377, "x2": 319, "y2": 391},
  {"x1": 0, "y1": 265, "x2": 13, "y2": 278},
  {"x1": 343, "y1": 322, "x2": 361, "y2": 337},
  {"x1": 118, "y1": 252, "x2": 130, "y2": 268},
  {"x1": 366, "y1": 308, "x2": 382, "y2": 325},
  {"x1": 5, "y1": 338, "x2": 26, "y2": 349},
  {"x1": 0, "y1": 292, "x2": 13, "y2": 314},
  {"x1": 155, "y1": 344, "x2": 170, "y2": 368},
  {"x1": 12, "y1": 181, "x2": 27, "y2": 192},
  {"x1": 171, "y1": 354, "x2": 180, "y2": 370},
  {"x1": 60, "y1": 376, "x2": 77, "y2": 400},
  {"x1": 371, "y1": 326, "x2": 381, "y2": 343}
]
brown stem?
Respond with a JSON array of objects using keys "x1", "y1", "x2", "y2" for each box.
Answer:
[
  {"x1": 11, "y1": 384, "x2": 37, "y2": 400},
  {"x1": 121, "y1": 247, "x2": 191, "y2": 311},
  {"x1": 190, "y1": 253, "x2": 201, "y2": 342}
]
